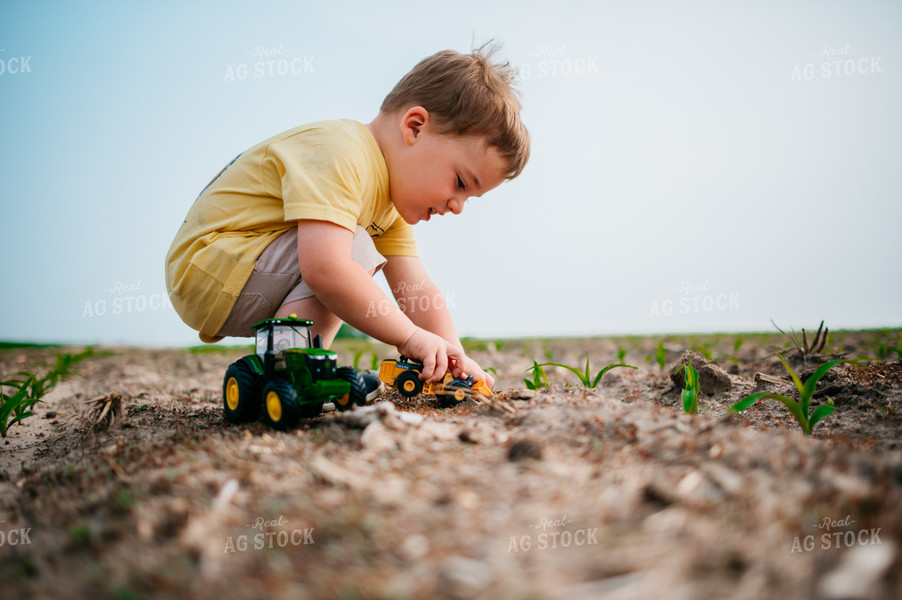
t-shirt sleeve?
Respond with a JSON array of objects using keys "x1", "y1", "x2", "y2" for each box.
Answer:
[
  {"x1": 373, "y1": 215, "x2": 418, "y2": 257},
  {"x1": 264, "y1": 133, "x2": 364, "y2": 233}
]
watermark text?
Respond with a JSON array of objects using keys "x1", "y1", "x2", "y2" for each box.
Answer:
[
  {"x1": 791, "y1": 43, "x2": 882, "y2": 82},
  {"x1": 224, "y1": 44, "x2": 315, "y2": 82},
  {"x1": 790, "y1": 514, "x2": 882, "y2": 553},
  {"x1": 508, "y1": 515, "x2": 599, "y2": 553},
  {"x1": 224, "y1": 515, "x2": 315, "y2": 553}
]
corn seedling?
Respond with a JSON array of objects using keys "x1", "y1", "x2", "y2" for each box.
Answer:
[
  {"x1": 0, "y1": 349, "x2": 93, "y2": 437},
  {"x1": 674, "y1": 353, "x2": 700, "y2": 414},
  {"x1": 523, "y1": 360, "x2": 550, "y2": 390},
  {"x1": 655, "y1": 342, "x2": 667, "y2": 370},
  {"x1": 693, "y1": 344, "x2": 713, "y2": 362},
  {"x1": 617, "y1": 347, "x2": 627, "y2": 362},
  {"x1": 535, "y1": 358, "x2": 637, "y2": 388},
  {"x1": 352, "y1": 349, "x2": 365, "y2": 370},
  {"x1": 728, "y1": 353, "x2": 848, "y2": 435}
]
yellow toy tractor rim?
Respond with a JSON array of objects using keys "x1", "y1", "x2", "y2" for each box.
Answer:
[
  {"x1": 335, "y1": 393, "x2": 350, "y2": 407},
  {"x1": 454, "y1": 388, "x2": 467, "y2": 401},
  {"x1": 266, "y1": 390, "x2": 282, "y2": 422},
  {"x1": 226, "y1": 377, "x2": 240, "y2": 410},
  {"x1": 402, "y1": 379, "x2": 417, "y2": 393}
]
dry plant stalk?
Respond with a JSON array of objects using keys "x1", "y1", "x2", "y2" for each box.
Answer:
[
  {"x1": 86, "y1": 391, "x2": 125, "y2": 431},
  {"x1": 771, "y1": 319, "x2": 829, "y2": 363}
]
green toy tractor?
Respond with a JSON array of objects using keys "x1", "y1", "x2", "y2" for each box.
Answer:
[{"x1": 222, "y1": 315, "x2": 365, "y2": 430}]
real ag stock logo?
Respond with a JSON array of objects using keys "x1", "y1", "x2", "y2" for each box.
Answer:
[
  {"x1": 223, "y1": 515, "x2": 315, "y2": 553},
  {"x1": 790, "y1": 43, "x2": 882, "y2": 82},
  {"x1": 649, "y1": 280, "x2": 740, "y2": 319},
  {"x1": 518, "y1": 43, "x2": 599, "y2": 80},
  {"x1": 508, "y1": 515, "x2": 599, "y2": 553},
  {"x1": 0, "y1": 49, "x2": 32, "y2": 76},
  {"x1": 81, "y1": 279, "x2": 173, "y2": 319},
  {"x1": 224, "y1": 43, "x2": 315, "y2": 82},
  {"x1": 0, "y1": 521, "x2": 32, "y2": 547},
  {"x1": 790, "y1": 514, "x2": 882, "y2": 553}
]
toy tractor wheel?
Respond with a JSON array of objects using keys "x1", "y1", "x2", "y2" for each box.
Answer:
[
  {"x1": 223, "y1": 361, "x2": 262, "y2": 423},
  {"x1": 261, "y1": 379, "x2": 301, "y2": 430},
  {"x1": 334, "y1": 366, "x2": 366, "y2": 411},
  {"x1": 441, "y1": 379, "x2": 471, "y2": 406},
  {"x1": 395, "y1": 371, "x2": 423, "y2": 398}
]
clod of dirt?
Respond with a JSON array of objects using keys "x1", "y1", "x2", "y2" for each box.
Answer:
[
  {"x1": 670, "y1": 351, "x2": 732, "y2": 396},
  {"x1": 507, "y1": 438, "x2": 543, "y2": 461}
]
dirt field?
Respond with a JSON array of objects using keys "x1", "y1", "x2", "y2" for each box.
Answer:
[{"x1": 1, "y1": 329, "x2": 900, "y2": 599}]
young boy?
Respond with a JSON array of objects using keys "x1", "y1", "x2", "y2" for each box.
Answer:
[{"x1": 165, "y1": 45, "x2": 529, "y2": 390}]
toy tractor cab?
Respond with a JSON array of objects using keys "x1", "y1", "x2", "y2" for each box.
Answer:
[{"x1": 222, "y1": 315, "x2": 365, "y2": 430}]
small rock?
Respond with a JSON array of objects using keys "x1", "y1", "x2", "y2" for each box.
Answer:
[
  {"x1": 360, "y1": 421, "x2": 397, "y2": 453},
  {"x1": 400, "y1": 534, "x2": 429, "y2": 560},
  {"x1": 414, "y1": 421, "x2": 460, "y2": 443},
  {"x1": 508, "y1": 389, "x2": 537, "y2": 401},
  {"x1": 437, "y1": 556, "x2": 493, "y2": 600},
  {"x1": 818, "y1": 543, "x2": 895, "y2": 599},
  {"x1": 676, "y1": 470, "x2": 724, "y2": 504}
]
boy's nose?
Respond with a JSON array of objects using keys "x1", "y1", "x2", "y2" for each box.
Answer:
[{"x1": 447, "y1": 196, "x2": 465, "y2": 215}]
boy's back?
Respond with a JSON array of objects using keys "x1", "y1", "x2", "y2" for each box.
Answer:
[{"x1": 166, "y1": 119, "x2": 416, "y2": 342}]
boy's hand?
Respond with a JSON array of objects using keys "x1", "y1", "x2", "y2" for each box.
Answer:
[
  {"x1": 399, "y1": 328, "x2": 468, "y2": 383},
  {"x1": 397, "y1": 329, "x2": 495, "y2": 388},
  {"x1": 460, "y1": 356, "x2": 495, "y2": 389}
]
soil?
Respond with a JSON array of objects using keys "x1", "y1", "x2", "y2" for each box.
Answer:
[{"x1": 1, "y1": 330, "x2": 900, "y2": 600}]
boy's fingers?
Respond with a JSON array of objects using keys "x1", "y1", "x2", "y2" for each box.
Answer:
[
  {"x1": 420, "y1": 354, "x2": 436, "y2": 381},
  {"x1": 431, "y1": 350, "x2": 448, "y2": 383}
]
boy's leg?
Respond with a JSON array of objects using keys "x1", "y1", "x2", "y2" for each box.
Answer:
[
  {"x1": 216, "y1": 226, "x2": 385, "y2": 344},
  {"x1": 274, "y1": 295, "x2": 343, "y2": 347}
]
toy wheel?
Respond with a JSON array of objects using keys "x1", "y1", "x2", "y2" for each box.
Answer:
[
  {"x1": 223, "y1": 360, "x2": 262, "y2": 423},
  {"x1": 261, "y1": 379, "x2": 301, "y2": 430},
  {"x1": 441, "y1": 379, "x2": 471, "y2": 406},
  {"x1": 334, "y1": 367, "x2": 366, "y2": 410},
  {"x1": 396, "y1": 371, "x2": 423, "y2": 398}
]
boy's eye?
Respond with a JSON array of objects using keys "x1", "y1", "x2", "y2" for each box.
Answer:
[{"x1": 456, "y1": 175, "x2": 466, "y2": 190}]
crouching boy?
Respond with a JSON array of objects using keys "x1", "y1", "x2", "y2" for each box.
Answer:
[{"x1": 165, "y1": 45, "x2": 529, "y2": 391}]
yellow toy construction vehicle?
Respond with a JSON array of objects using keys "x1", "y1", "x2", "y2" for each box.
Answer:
[{"x1": 378, "y1": 357, "x2": 493, "y2": 405}]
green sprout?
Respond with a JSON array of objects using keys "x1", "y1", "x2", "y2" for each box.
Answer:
[
  {"x1": 654, "y1": 342, "x2": 667, "y2": 370},
  {"x1": 728, "y1": 354, "x2": 848, "y2": 435},
  {"x1": 352, "y1": 349, "x2": 365, "y2": 370},
  {"x1": 1, "y1": 349, "x2": 93, "y2": 437},
  {"x1": 674, "y1": 353, "x2": 700, "y2": 414},
  {"x1": 523, "y1": 360, "x2": 549, "y2": 390},
  {"x1": 534, "y1": 358, "x2": 637, "y2": 388},
  {"x1": 617, "y1": 347, "x2": 627, "y2": 362}
]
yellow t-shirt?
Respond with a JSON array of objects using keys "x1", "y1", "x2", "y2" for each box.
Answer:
[{"x1": 165, "y1": 119, "x2": 417, "y2": 342}]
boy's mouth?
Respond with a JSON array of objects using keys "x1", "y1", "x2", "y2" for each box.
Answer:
[{"x1": 426, "y1": 207, "x2": 437, "y2": 221}]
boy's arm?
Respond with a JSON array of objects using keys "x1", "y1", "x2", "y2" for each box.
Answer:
[
  {"x1": 381, "y1": 255, "x2": 460, "y2": 345},
  {"x1": 382, "y1": 254, "x2": 493, "y2": 386},
  {"x1": 296, "y1": 220, "x2": 465, "y2": 382}
]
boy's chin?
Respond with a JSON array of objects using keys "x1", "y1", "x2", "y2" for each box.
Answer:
[{"x1": 400, "y1": 211, "x2": 422, "y2": 225}]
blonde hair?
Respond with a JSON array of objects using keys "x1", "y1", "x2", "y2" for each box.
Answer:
[{"x1": 381, "y1": 43, "x2": 530, "y2": 179}]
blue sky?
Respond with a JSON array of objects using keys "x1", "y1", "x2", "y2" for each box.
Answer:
[{"x1": 2, "y1": 0, "x2": 900, "y2": 345}]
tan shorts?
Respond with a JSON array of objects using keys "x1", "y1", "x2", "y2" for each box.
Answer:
[{"x1": 216, "y1": 226, "x2": 386, "y2": 337}]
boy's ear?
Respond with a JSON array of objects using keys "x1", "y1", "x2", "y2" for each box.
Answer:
[{"x1": 400, "y1": 106, "x2": 429, "y2": 145}]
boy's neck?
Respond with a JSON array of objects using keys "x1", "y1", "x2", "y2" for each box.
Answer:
[{"x1": 365, "y1": 114, "x2": 390, "y2": 158}]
